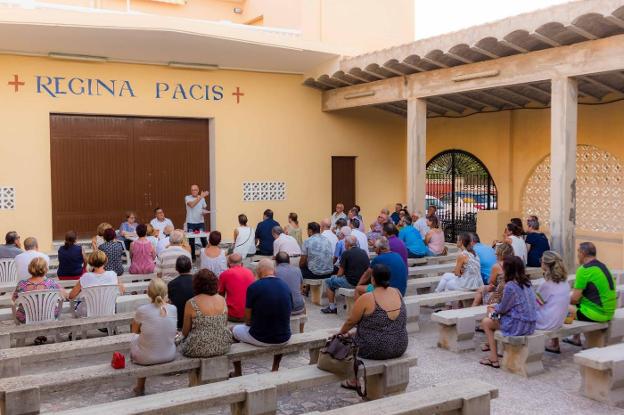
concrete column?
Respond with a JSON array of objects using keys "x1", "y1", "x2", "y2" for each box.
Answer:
[
  {"x1": 407, "y1": 98, "x2": 427, "y2": 214},
  {"x1": 550, "y1": 76, "x2": 577, "y2": 271}
]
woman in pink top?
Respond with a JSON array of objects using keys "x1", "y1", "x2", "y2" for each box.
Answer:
[
  {"x1": 129, "y1": 224, "x2": 156, "y2": 274},
  {"x1": 424, "y1": 216, "x2": 445, "y2": 256}
]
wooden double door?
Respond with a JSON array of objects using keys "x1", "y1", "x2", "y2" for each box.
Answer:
[{"x1": 50, "y1": 114, "x2": 210, "y2": 239}]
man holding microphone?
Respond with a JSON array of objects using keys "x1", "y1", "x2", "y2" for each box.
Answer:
[{"x1": 185, "y1": 184, "x2": 209, "y2": 262}]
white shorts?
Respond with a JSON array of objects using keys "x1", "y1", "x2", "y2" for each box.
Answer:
[{"x1": 232, "y1": 325, "x2": 288, "y2": 347}]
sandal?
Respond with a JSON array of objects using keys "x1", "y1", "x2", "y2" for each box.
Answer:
[
  {"x1": 562, "y1": 337, "x2": 582, "y2": 347},
  {"x1": 340, "y1": 380, "x2": 358, "y2": 391},
  {"x1": 480, "y1": 343, "x2": 490, "y2": 352},
  {"x1": 479, "y1": 358, "x2": 500, "y2": 368},
  {"x1": 545, "y1": 347, "x2": 561, "y2": 354}
]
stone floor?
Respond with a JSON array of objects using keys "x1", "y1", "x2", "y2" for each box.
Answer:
[{"x1": 14, "y1": 301, "x2": 624, "y2": 414}]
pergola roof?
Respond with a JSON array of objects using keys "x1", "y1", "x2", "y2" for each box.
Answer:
[{"x1": 304, "y1": 0, "x2": 624, "y2": 117}]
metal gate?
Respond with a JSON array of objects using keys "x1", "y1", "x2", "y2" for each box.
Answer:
[{"x1": 426, "y1": 150, "x2": 497, "y2": 242}]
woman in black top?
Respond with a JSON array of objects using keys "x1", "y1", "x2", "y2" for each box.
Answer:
[{"x1": 57, "y1": 231, "x2": 85, "y2": 280}]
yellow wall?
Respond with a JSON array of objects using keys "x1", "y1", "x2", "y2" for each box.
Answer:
[
  {"x1": 428, "y1": 103, "x2": 624, "y2": 268},
  {"x1": 0, "y1": 55, "x2": 406, "y2": 250}
]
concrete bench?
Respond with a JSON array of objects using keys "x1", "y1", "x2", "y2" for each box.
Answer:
[
  {"x1": 430, "y1": 306, "x2": 488, "y2": 352},
  {"x1": 48, "y1": 353, "x2": 418, "y2": 415},
  {"x1": 303, "y1": 278, "x2": 324, "y2": 305},
  {"x1": 303, "y1": 379, "x2": 498, "y2": 415},
  {"x1": 574, "y1": 341, "x2": 624, "y2": 406},
  {"x1": 408, "y1": 263, "x2": 454, "y2": 277},
  {"x1": 495, "y1": 308, "x2": 624, "y2": 377}
]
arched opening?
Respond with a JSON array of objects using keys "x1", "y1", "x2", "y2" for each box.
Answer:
[
  {"x1": 426, "y1": 150, "x2": 498, "y2": 241},
  {"x1": 522, "y1": 145, "x2": 623, "y2": 233}
]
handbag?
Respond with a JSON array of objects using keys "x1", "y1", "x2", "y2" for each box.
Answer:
[
  {"x1": 111, "y1": 351, "x2": 126, "y2": 369},
  {"x1": 317, "y1": 334, "x2": 367, "y2": 397}
]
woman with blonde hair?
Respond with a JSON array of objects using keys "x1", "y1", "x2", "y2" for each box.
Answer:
[
  {"x1": 536, "y1": 250, "x2": 570, "y2": 353},
  {"x1": 130, "y1": 278, "x2": 178, "y2": 395},
  {"x1": 472, "y1": 243, "x2": 514, "y2": 307},
  {"x1": 92, "y1": 222, "x2": 113, "y2": 250}
]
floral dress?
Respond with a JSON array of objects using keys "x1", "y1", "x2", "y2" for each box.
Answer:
[
  {"x1": 182, "y1": 298, "x2": 232, "y2": 358},
  {"x1": 13, "y1": 278, "x2": 62, "y2": 324},
  {"x1": 495, "y1": 281, "x2": 537, "y2": 336}
]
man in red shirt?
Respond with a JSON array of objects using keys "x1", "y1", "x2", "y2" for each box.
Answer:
[{"x1": 218, "y1": 253, "x2": 256, "y2": 322}]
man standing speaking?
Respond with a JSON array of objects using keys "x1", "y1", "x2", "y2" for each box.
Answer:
[{"x1": 186, "y1": 184, "x2": 209, "y2": 262}]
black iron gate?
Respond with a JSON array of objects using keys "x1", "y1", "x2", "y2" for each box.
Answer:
[{"x1": 426, "y1": 150, "x2": 497, "y2": 242}]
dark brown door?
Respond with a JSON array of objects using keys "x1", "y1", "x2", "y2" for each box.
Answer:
[
  {"x1": 50, "y1": 114, "x2": 209, "y2": 239},
  {"x1": 331, "y1": 156, "x2": 356, "y2": 211}
]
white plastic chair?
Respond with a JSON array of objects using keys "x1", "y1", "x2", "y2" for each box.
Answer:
[
  {"x1": 0, "y1": 258, "x2": 17, "y2": 285},
  {"x1": 79, "y1": 285, "x2": 119, "y2": 317},
  {"x1": 14, "y1": 289, "x2": 62, "y2": 324}
]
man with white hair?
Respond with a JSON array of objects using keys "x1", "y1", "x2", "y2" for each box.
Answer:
[
  {"x1": 333, "y1": 226, "x2": 352, "y2": 263},
  {"x1": 155, "y1": 229, "x2": 192, "y2": 283},
  {"x1": 232, "y1": 258, "x2": 292, "y2": 374},
  {"x1": 331, "y1": 203, "x2": 347, "y2": 228},
  {"x1": 412, "y1": 211, "x2": 430, "y2": 239},
  {"x1": 320, "y1": 218, "x2": 338, "y2": 254},
  {"x1": 272, "y1": 226, "x2": 301, "y2": 257},
  {"x1": 156, "y1": 224, "x2": 175, "y2": 255},
  {"x1": 350, "y1": 218, "x2": 369, "y2": 253},
  {"x1": 14, "y1": 237, "x2": 49, "y2": 278},
  {"x1": 321, "y1": 235, "x2": 370, "y2": 314}
]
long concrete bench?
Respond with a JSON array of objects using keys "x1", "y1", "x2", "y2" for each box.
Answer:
[
  {"x1": 431, "y1": 306, "x2": 489, "y2": 352},
  {"x1": 574, "y1": 342, "x2": 624, "y2": 406},
  {"x1": 47, "y1": 353, "x2": 418, "y2": 415},
  {"x1": 303, "y1": 379, "x2": 498, "y2": 415},
  {"x1": 495, "y1": 308, "x2": 624, "y2": 377}
]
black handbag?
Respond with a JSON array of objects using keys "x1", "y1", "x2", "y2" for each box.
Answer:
[{"x1": 317, "y1": 334, "x2": 367, "y2": 397}]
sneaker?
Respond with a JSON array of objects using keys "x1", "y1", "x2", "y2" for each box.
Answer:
[{"x1": 320, "y1": 306, "x2": 337, "y2": 314}]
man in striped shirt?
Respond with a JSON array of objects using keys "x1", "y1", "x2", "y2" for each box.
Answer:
[{"x1": 155, "y1": 229, "x2": 192, "y2": 283}]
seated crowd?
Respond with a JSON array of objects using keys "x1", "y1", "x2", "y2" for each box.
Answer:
[{"x1": 0, "y1": 200, "x2": 619, "y2": 393}]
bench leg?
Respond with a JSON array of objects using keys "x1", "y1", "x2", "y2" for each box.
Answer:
[
  {"x1": 460, "y1": 391, "x2": 493, "y2": 415},
  {"x1": 365, "y1": 362, "x2": 410, "y2": 400},
  {"x1": 606, "y1": 318, "x2": 624, "y2": 346},
  {"x1": 0, "y1": 334, "x2": 10, "y2": 349},
  {"x1": 189, "y1": 356, "x2": 230, "y2": 386},
  {"x1": 500, "y1": 335, "x2": 545, "y2": 377},
  {"x1": 15, "y1": 337, "x2": 25, "y2": 348},
  {"x1": 3, "y1": 387, "x2": 40, "y2": 415},
  {"x1": 310, "y1": 284, "x2": 322, "y2": 306},
  {"x1": 344, "y1": 297, "x2": 355, "y2": 317},
  {"x1": 584, "y1": 330, "x2": 608, "y2": 348},
  {"x1": 579, "y1": 361, "x2": 624, "y2": 405},
  {"x1": 405, "y1": 303, "x2": 420, "y2": 333},
  {"x1": 437, "y1": 317, "x2": 476, "y2": 352},
  {"x1": 0, "y1": 357, "x2": 20, "y2": 378},
  {"x1": 230, "y1": 384, "x2": 277, "y2": 415},
  {"x1": 309, "y1": 347, "x2": 320, "y2": 364}
]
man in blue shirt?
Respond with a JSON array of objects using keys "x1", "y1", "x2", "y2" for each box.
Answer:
[
  {"x1": 471, "y1": 233, "x2": 497, "y2": 284},
  {"x1": 390, "y1": 203, "x2": 402, "y2": 224},
  {"x1": 232, "y1": 258, "x2": 292, "y2": 375},
  {"x1": 355, "y1": 236, "x2": 407, "y2": 297},
  {"x1": 255, "y1": 209, "x2": 280, "y2": 256},
  {"x1": 398, "y1": 216, "x2": 427, "y2": 258}
]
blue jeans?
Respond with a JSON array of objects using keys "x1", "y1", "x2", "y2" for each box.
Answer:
[
  {"x1": 187, "y1": 222, "x2": 207, "y2": 260},
  {"x1": 325, "y1": 275, "x2": 355, "y2": 292}
]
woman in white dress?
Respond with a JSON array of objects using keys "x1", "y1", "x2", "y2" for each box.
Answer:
[
  {"x1": 200, "y1": 231, "x2": 228, "y2": 277},
  {"x1": 130, "y1": 278, "x2": 177, "y2": 395},
  {"x1": 504, "y1": 223, "x2": 528, "y2": 264},
  {"x1": 435, "y1": 233, "x2": 483, "y2": 292},
  {"x1": 232, "y1": 214, "x2": 255, "y2": 257}
]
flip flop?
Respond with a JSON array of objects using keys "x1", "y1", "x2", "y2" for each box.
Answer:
[
  {"x1": 481, "y1": 344, "x2": 490, "y2": 352},
  {"x1": 479, "y1": 358, "x2": 500, "y2": 369},
  {"x1": 545, "y1": 347, "x2": 561, "y2": 354},
  {"x1": 562, "y1": 337, "x2": 582, "y2": 347},
  {"x1": 340, "y1": 380, "x2": 358, "y2": 390}
]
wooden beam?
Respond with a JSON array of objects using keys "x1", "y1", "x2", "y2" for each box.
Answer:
[
  {"x1": 499, "y1": 39, "x2": 529, "y2": 53},
  {"x1": 567, "y1": 24, "x2": 598, "y2": 40},
  {"x1": 345, "y1": 72, "x2": 372, "y2": 83},
  {"x1": 502, "y1": 87, "x2": 549, "y2": 106},
  {"x1": 471, "y1": 46, "x2": 499, "y2": 59},
  {"x1": 361, "y1": 69, "x2": 386, "y2": 80},
  {"x1": 382, "y1": 65, "x2": 409, "y2": 76},
  {"x1": 455, "y1": 93, "x2": 498, "y2": 110},
  {"x1": 430, "y1": 96, "x2": 471, "y2": 113},
  {"x1": 446, "y1": 52, "x2": 473, "y2": 64},
  {"x1": 577, "y1": 85, "x2": 602, "y2": 100},
  {"x1": 421, "y1": 57, "x2": 449, "y2": 68},
  {"x1": 407, "y1": 99, "x2": 427, "y2": 216},
  {"x1": 580, "y1": 75, "x2": 623, "y2": 95},
  {"x1": 438, "y1": 95, "x2": 483, "y2": 111},
  {"x1": 523, "y1": 84, "x2": 551, "y2": 98},
  {"x1": 399, "y1": 61, "x2": 426, "y2": 72},
  {"x1": 426, "y1": 100, "x2": 453, "y2": 115},
  {"x1": 605, "y1": 15, "x2": 624, "y2": 30},
  {"x1": 531, "y1": 32, "x2": 561, "y2": 47},
  {"x1": 550, "y1": 76, "x2": 577, "y2": 271},
  {"x1": 477, "y1": 90, "x2": 524, "y2": 108},
  {"x1": 322, "y1": 34, "x2": 624, "y2": 111}
]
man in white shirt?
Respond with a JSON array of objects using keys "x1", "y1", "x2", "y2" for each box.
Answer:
[
  {"x1": 412, "y1": 211, "x2": 430, "y2": 239},
  {"x1": 156, "y1": 224, "x2": 174, "y2": 255},
  {"x1": 272, "y1": 226, "x2": 302, "y2": 257},
  {"x1": 349, "y1": 218, "x2": 369, "y2": 253},
  {"x1": 320, "y1": 218, "x2": 338, "y2": 254},
  {"x1": 150, "y1": 207, "x2": 174, "y2": 240},
  {"x1": 185, "y1": 184, "x2": 209, "y2": 261},
  {"x1": 156, "y1": 229, "x2": 192, "y2": 283},
  {"x1": 14, "y1": 237, "x2": 50, "y2": 279},
  {"x1": 330, "y1": 203, "x2": 347, "y2": 228}
]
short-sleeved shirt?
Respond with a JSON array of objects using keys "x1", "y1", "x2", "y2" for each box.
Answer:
[
  {"x1": 340, "y1": 246, "x2": 370, "y2": 286},
  {"x1": 273, "y1": 234, "x2": 302, "y2": 257},
  {"x1": 525, "y1": 232, "x2": 550, "y2": 267},
  {"x1": 351, "y1": 229, "x2": 369, "y2": 252},
  {"x1": 255, "y1": 218, "x2": 280, "y2": 255},
  {"x1": 331, "y1": 212, "x2": 347, "y2": 227},
  {"x1": 156, "y1": 246, "x2": 192, "y2": 283},
  {"x1": 574, "y1": 259, "x2": 616, "y2": 322},
  {"x1": 390, "y1": 212, "x2": 400, "y2": 224},
  {"x1": 150, "y1": 218, "x2": 174, "y2": 240},
  {"x1": 185, "y1": 195, "x2": 207, "y2": 224},
  {"x1": 387, "y1": 235, "x2": 408, "y2": 266},
  {"x1": 246, "y1": 277, "x2": 292, "y2": 344},
  {"x1": 80, "y1": 270, "x2": 118, "y2": 288},
  {"x1": 398, "y1": 226, "x2": 426, "y2": 257},
  {"x1": 334, "y1": 239, "x2": 346, "y2": 261},
  {"x1": 57, "y1": 244, "x2": 84, "y2": 277},
  {"x1": 413, "y1": 218, "x2": 430, "y2": 239},
  {"x1": 167, "y1": 274, "x2": 194, "y2": 329},
  {"x1": 131, "y1": 303, "x2": 177, "y2": 365},
  {"x1": 14, "y1": 250, "x2": 50, "y2": 279},
  {"x1": 371, "y1": 252, "x2": 408, "y2": 296},
  {"x1": 0, "y1": 244, "x2": 22, "y2": 259},
  {"x1": 274, "y1": 263, "x2": 305, "y2": 312},
  {"x1": 474, "y1": 243, "x2": 497, "y2": 284},
  {"x1": 218, "y1": 266, "x2": 255, "y2": 320},
  {"x1": 301, "y1": 234, "x2": 334, "y2": 275},
  {"x1": 321, "y1": 230, "x2": 338, "y2": 254},
  {"x1": 98, "y1": 240, "x2": 125, "y2": 276}
]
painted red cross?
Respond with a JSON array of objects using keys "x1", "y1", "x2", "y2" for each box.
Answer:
[
  {"x1": 8, "y1": 74, "x2": 24, "y2": 92},
  {"x1": 232, "y1": 86, "x2": 244, "y2": 104}
]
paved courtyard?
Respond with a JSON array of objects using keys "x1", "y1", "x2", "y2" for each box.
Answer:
[{"x1": 12, "y1": 300, "x2": 624, "y2": 414}]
